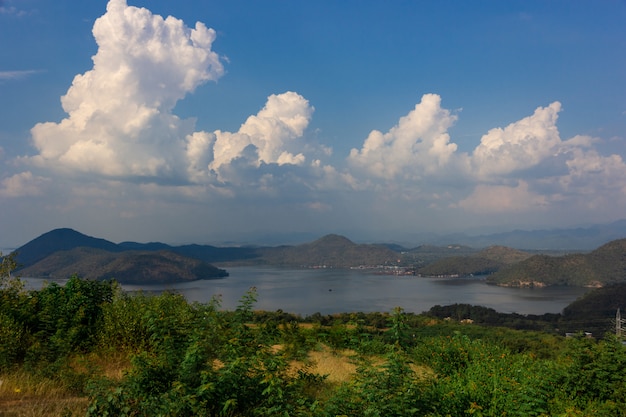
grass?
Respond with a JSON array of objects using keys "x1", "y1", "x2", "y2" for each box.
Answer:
[
  {"x1": 0, "y1": 340, "x2": 432, "y2": 416},
  {"x1": 0, "y1": 370, "x2": 87, "y2": 417},
  {"x1": 0, "y1": 350, "x2": 131, "y2": 417},
  {"x1": 306, "y1": 346, "x2": 358, "y2": 383}
]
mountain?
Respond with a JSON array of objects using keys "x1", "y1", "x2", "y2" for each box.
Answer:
[
  {"x1": 487, "y1": 238, "x2": 626, "y2": 287},
  {"x1": 416, "y1": 246, "x2": 533, "y2": 277},
  {"x1": 255, "y1": 234, "x2": 400, "y2": 268},
  {"x1": 18, "y1": 247, "x2": 228, "y2": 284},
  {"x1": 13, "y1": 228, "x2": 121, "y2": 267},
  {"x1": 12, "y1": 229, "x2": 260, "y2": 270},
  {"x1": 12, "y1": 230, "x2": 402, "y2": 283},
  {"x1": 411, "y1": 220, "x2": 626, "y2": 250}
]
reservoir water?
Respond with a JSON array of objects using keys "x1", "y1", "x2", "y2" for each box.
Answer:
[{"x1": 101, "y1": 266, "x2": 591, "y2": 316}]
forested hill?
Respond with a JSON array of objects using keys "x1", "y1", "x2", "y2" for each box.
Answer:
[
  {"x1": 14, "y1": 228, "x2": 120, "y2": 266},
  {"x1": 486, "y1": 238, "x2": 626, "y2": 287},
  {"x1": 17, "y1": 247, "x2": 228, "y2": 284},
  {"x1": 256, "y1": 234, "x2": 400, "y2": 268},
  {"x1": 417, "y1": 245, "x2": 533, "y2": 277},
  {"x1": 10, "y1": 230, "x2": 400, "y2": 281}
]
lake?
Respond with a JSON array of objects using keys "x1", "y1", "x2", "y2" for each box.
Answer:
[{"x1": 111, "y1": 266, "x2": 590, "y2": 316}]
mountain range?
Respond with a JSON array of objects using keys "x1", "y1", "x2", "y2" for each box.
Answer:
[
  {"x1": 7, "y1": 225, "x2": 626, "y2": 287},
  {"x1": 10, "y1": 229, "x2": 400, "y2": 283}
]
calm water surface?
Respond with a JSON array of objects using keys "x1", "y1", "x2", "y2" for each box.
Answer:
[{"x1": 111, "y1": 266, "x2": 590, "y2": 316}]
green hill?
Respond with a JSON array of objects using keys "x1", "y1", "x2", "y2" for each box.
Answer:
[
  {"x1": 487, "y1": 238, "x2": 626, "y2": 287},
  {"x1": 257, "y1": 234, "x2": 400, "y2": 268},
  {"x1": 18, "y1": 247, "x2": 228, "y2": 284},
  {"x1": 417, "y1": 245, "x2": 532, "y2": 277},
  {"x1": 14, "y1": 228, "x2": 120, "y2": 267}
]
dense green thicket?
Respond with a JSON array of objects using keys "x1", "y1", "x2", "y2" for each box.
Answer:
[{"x1": 3, "y1": 266, "x2": 626, "y2": 416}]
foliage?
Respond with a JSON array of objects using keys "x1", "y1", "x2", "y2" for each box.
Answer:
[
  {"x1": 18, "y1": 247, "x2": 228, "y2": 284},
  {"x1": 87, "y1": 288, "x2": 322, "y2": 416},
  {"x1": 0, "y1": 273, "x2": 115, "y2": 374},
  {"x1": 551, "y1": 335, "x2": 626, "y2": 415},
  {"x1": 417, "y1": 334, "x2": 555, "y2": 416},
  {"x1": 4, "y1": 274, "x2": 626, "y2": 415}
]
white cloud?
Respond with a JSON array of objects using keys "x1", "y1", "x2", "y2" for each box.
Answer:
[
  {"x1": 469, "y1": 102, "x2": 562, "y2": 179},
  {"x1": 5, "y1": 0, "x2": 626, "y2": 241},
  {"x1": 457, "y1": 181, "x2": 549, "y2": 213},
  {"x1": 561, "y1": 149, "x2": 626, "y2": 193},
  {"x1": 209, "y1": 92, "x2": 313, "y2": 173},
  {"x1": 347, "y1": 93, "x2": 458, "y2": 180},
  {"x1": 28, "y1": 0, "x2": 224, "y2": 182},
  {"x1": 24, "y1": 1, "x2": 321, "y2": 193},
  {"x1": 0, "y1": 172, "x2": 49, "y2": 197}
]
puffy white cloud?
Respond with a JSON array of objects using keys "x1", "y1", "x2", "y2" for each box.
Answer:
[
  {"x1": 470, "y1": 102, "x2": 563, "y2": 179},
  {"x1": 28, "y1": 0, "x2": 224, "y2": 182},
  {"x1": 181, "y1": 91, "x2": 317, "y2": 185},
  {"x1": 209, "y1": 92, "x2": 313, "y2": 173},
  {"x1": 347, "y1": 93, "x2": 458, "y2": 180},
  {"x1": 6, "y1": 0, "x2": 626, "y2": 239},
  {"x1": 24, "y1": 1, "x2": 321, "y2": 192},
  {"x1": 561, "y1": 149, "x2": 626, "y2": 193}
]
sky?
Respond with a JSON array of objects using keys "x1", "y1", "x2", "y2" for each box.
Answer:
[{"x1": 1, "y1": 0, "x2": 625, "y2": 247}]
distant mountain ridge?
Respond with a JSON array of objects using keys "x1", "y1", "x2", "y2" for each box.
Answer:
[
  {"x1": 10, "y1": 226, "x2": 626, "y2": 287},
  {"x1": 11, "y1": 229, "x2": 400, "y2": 282},
  {"x1": 413, "y1": 219, "x2": 626, "y2": 250}
]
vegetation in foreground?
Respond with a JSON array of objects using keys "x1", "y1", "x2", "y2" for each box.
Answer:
[{"x1": 2, "y1": 253, "x2": 626, "y2": 416}]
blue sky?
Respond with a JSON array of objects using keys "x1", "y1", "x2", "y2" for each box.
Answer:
[{"x1": 1, "y1": 0, "x2": 625, "y2": 247}]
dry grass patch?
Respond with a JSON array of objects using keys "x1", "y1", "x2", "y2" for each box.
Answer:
[
  {"x1": 288, "y1": 345, "x2": 358, "y2": 384},
  {"x1": 71, "y1": 349, "x2": 132, "y2": 381},
  {"x1": 0, "y1": 350, "x2": 133, "y2": 417},
  {"x1": 0, "y1": 371, "x2": 88, "y2": 417}
]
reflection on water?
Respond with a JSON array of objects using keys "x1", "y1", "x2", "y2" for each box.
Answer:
[{"x1": 22, "y1": 266, "x2": 591, "y2": 316}]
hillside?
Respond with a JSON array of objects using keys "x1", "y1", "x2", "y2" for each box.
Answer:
[
  {"x1": 487, "y1": 238, "x2": 626, "y2": 287},
  {"x1": 12, "y1": 230, "x2": 402, "y2": 280},
  {"x1": 14, "y1": 228, "x2": 120, "y2": 266},
  {"x1": 13, "y1": 228, "x2": 258, "y2": 269},
  {"x1": 417, "y1": 245, "x2": 532, "y2": 277},
  {"x1": 256, "y1": 234, "x2": 400, "y2": 268},
  {"x1": 18, "y1": 247, "x2": 228, "y2": 284}
]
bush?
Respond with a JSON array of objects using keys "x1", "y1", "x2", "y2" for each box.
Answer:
[{"x1": 0, "y1": 311, "x2": 27, "y2": 370}]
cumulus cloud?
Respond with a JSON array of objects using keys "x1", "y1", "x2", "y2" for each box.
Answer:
[
  {"x1": 470, "y1": 102, "x2": 563, "y2": 179},
  {"x1": 344, "y1": 94, "x2": 626, "y2": 219},
  {"x1": 0, "y1": 172, "x2": 49, "y2": 197},
  {"x1": 28, "y1": 0, "x2": 224, "y2": 182},
  {"x1": 347, "y1": 93, "x2": 458, "y2": 180},
  {"x1": 6, "y1": 0, "x2": 626, "y2": 238},
  {"x1": 24, "y1": 0, "x2": 323, "y2": 194},
  {"x1": 210, "y1": 92, "x2": 313, "y2": 169},
  {"x1": 183, "y1": 91, "x2": 317, "y2": 184}
]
